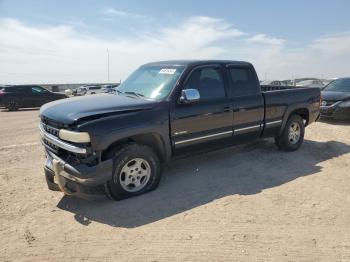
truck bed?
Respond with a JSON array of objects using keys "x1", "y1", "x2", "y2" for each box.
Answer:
[{"x1": 262, "y1": 87, "x2": 321, "y2": 132}]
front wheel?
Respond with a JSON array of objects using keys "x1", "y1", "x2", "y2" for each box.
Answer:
[
  {"x1": 275, "y1": 115, "x2": 305, "y2": 151},
  {"x1": 105, "y1": 143, "x2": 161, "y2": 200}
]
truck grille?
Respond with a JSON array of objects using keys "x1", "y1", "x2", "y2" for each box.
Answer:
[
  {"x1": 43, "y1": 138, "x2": 60, "y2": 152},
  {"x1": 42, "y1": 123, "x2": 60, "y2": 137}
]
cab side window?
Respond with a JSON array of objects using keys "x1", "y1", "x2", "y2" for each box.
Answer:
[
  {"x1": 228, "y1": 67, "x2": 259, "y2": 96},
  {"x1": 184, "y1": 67, "x2": 225, "y2": 100}
]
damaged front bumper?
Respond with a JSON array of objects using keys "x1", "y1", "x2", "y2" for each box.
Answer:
[
  {"x1": 44, "y1": 150, "x2": 113, "y2": 197},
  {"x1": 44, "y1": 150, "x2": 113, "y2": 196},
  {"x1": 39, "y1": 123, "x2": 113, "y2": 197}
]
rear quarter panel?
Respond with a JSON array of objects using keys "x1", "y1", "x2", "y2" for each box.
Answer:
[{"x1": 262, "y1": 88, "x2": 320, "y2": 137}]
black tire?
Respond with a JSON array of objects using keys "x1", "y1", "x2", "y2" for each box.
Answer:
[
  {"x1": 275, "y1": 114, "x2": 305, "y2": 151},
  {"x1": 105, "y1": 143, "x2": 161, "y2": 201},
  {"x1": 6, "y1": 99, "x2": 20, "y2": 111}
]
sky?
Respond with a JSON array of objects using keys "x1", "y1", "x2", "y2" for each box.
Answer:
[{"x1": 0, "y1": 0, "x2": 350, "y2": 84}]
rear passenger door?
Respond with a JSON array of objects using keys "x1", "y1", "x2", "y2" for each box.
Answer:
[
  {"x1": 170, "y1": 65, "x2": 233, "y2": 148},
  {"x1": 226, "y1": 65, "x2": 264, "y2": 139}
]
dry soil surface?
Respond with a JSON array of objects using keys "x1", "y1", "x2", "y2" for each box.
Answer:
[{"x1": 1, "y1": 108, "x2": 350, "y2": 261}]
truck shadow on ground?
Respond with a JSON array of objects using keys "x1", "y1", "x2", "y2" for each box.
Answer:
[{"x1": 57, "y1": 139, "x2": 350, "y2": 228}]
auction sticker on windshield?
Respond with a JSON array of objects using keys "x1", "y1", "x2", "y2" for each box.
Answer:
[{"x1": 159, "y1": 69, "x2": 176, "y2": 74}]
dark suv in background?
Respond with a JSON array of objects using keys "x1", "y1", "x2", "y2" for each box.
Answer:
[
  {"x1": 321, "y1": 78, "x2": 350, "y2": 120},
  {"x1": 0, "y1": 85, "x2": 67, "y2": 111}
]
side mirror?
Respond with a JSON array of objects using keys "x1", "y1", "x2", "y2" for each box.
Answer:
[{"x1": 179, "y1": 89, "x2": 200, "y2": 104}]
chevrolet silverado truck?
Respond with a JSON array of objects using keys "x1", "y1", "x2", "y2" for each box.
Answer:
[{"x1": 39, "y1": 60, "x2": 320, "y2": 200}]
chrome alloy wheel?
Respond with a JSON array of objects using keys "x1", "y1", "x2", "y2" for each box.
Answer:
[
  {"x1": 288, "y1": 122, "x2": 301, "y2": 144},
  {"x1": 119, "y1": 158, "x2": 151, "y2": 192}
]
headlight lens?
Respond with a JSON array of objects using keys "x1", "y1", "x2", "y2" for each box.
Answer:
[
  {"x1": 338, "y1": 100, "x2": 350, "y2": 108},
  {"x1": 59, "y1": 129, "x2": 90, "y2": 143}
]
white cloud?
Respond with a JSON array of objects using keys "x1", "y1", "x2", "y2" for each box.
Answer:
[
  {"x1": 0, "y1": 16, "x2": 349, "y2": 84},
  {"x1": 246, "y1": 34, "x2": 285, "y2": 45},
  {"x1": 311, "y1": 33, "x2": 350, "y2": 56},
  {"x1": 101, "y1": 8, "x2": 145, "y2": 19}
]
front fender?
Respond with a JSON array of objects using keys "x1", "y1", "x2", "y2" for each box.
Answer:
[{"x1": 97, "y1": 121, "x2": 171, "y2": 161}]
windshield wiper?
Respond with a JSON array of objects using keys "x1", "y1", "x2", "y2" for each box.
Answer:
[
  {"x1": 123, "y1": 91, "x2": 145, "y2": 98},
  {"x1": 115, "y1": 90, "x2": 146, "y2": 99}
]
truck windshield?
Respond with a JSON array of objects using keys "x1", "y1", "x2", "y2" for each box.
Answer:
[
  {"x1": 117, "y1": 66, "x2": 185, "y2": 100},
  {"x1": 323, "y1": 78, "x2": 350, "y2": 92}
]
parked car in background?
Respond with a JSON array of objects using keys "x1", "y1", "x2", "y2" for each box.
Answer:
[
  {"x1": 76, "y1": 86, "x2": 89, "y2": 96},
  {"x1": 260, "y1": 80, "x2": 285, "y2": 86},
  {"x1": 0, "y1": 85, "x2": 67, "y2": 111},
  {"x1": 320, "y1": 78, "x2": 350, "y2": 120},
  {"x1": 280, "y1": 80, "x2": 293, "y2": 86},
  {"x1": 295, "y1": 79, "x2": 325, "y2": 89},
  {"x1": 64, "y1": 89, "x2": 73, "y2": 96},
  {"x1": 322, "y1": 78, "x2": 337, "y2": 86},
  {"x1": 86, "y1": 85, "x2": 103, "y2": 95},
  {"x1": 101, "y1": 84, "x2": 120, "y2": 94}
]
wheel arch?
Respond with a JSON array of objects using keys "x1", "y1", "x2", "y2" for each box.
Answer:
[
  {"x1": 280, "y1": 105, "x2": 310, "y2": 135},
  {"x1": 101, "y1": 132, "x2": 169, "y2": 163},
  {"x1": 290, "y1": 108, "x2": 310, "y2": 126}
]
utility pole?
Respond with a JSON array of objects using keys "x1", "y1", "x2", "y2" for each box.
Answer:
[{"x1": 107, "y1": 48, "x2": 110, "y2": 82}]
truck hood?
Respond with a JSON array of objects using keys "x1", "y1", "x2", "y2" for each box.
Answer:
[
  {"x1": 321, "y1": 91, "x2": 350, "y2": 101},
  {"x1": 40, "y1": 94, "x2": 156, "y2": 125}
]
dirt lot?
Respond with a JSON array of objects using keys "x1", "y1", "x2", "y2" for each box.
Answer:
[{"x1": 1, "y1": 108, "x2": 350, "y2": 261}]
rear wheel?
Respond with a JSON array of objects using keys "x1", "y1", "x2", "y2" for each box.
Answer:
[
  {"x1": 105, "y1": 143, "x2": 161, "y2": 200},
  {"x1": 275, "y1": 114, "x2": 305, "y2": 151},
  {"x1": 6, "y1": 99, "x2": 20, "y2": 111}
]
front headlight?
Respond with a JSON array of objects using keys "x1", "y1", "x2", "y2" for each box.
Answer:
[
  {"x1": 59, "y1": 129, "x2": 90, "y2": 143},
  {"x1": 338, "y1": 100, "x2": 350, "y2": 108}
]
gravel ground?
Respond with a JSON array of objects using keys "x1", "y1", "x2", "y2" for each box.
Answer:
[{"x1": 1, "y1": 108, "x2": 350, "y2": 261}]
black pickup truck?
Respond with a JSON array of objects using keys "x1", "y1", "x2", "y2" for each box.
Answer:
[{"x1": 39, "y1": 60, "x2": 320, "y2": 200}]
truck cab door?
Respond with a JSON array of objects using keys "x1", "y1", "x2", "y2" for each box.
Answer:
[
  {"x1": 170, "y1": 65, "x2": 233, "y2": 148},
  {"x1": 226, "y1": 65, "x2": 264, "y2": 139}
]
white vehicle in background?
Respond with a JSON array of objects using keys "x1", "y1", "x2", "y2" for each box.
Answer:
[
  {"x1": 75, "y1": 85, "x2": 103, "y2": 96},
  {"x1": 64, "y1": 89, "x2": 73, "y2": 96},
  {"x1": 85, "y1": 85, "x2": 103, "y2": 95},
  {"x1": 76, "y1": 86, "x2": 89, "y2": 96},
  {"x1": 295, "y1": 79, "x2": 325, "y2": 89},
  {"x1": 101, "y1": 84, "x2": 120, "y2": 93}
]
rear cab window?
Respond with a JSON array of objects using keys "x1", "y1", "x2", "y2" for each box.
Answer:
[
  {"x1": 227, "y1": 66, "x2": 260, "y2": 96},
  {"x1": 184, "y1": 66, "x2": 226, "y2": 100}
]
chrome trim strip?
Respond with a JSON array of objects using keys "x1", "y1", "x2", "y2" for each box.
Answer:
[
  {"x1": 266, "y1": 120, "x2": 282, "y2": 126},
  {"x1": 234, "y1": 125, "x2": 261, "y2": 133},
  {"x1": 175, "y1": 130, "x2": 233, "y2": 145},
  {"x1": 39, "y1": 124, "x2": 87, "y2": 154}
]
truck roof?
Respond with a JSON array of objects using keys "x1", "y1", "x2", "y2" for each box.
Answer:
[{"x1": 143, "y1": 60, "x2": 253, "y2": 67}]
